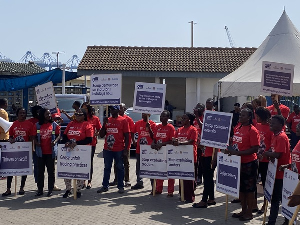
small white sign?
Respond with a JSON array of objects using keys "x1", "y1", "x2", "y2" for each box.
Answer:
[
  {"x1": 264, "y1": 159, "x2": 278, "y2": 202},
  {"x1": 216, "y1": 152, "x2": 241, "y2": 198},
  {"x1": 167, "y1": 145, "x2": 194, "y2": 180},
  {"x1": 133, "y1": 82, "x2": 166, "y2": 115},
  {"x1": 140, "y1": 145, "x2": 167, "y2": 179},
  {"x1": 261, "y1": 61, "x2": 294, "y2": 96},
  {"x1": 90, "y1": 74, "x2": 122, "y2": 105},
  {"x1": 35, "y1": 81, "x2": 57, "y2": 113},
  {"x1": 57, "y1": 144, "x2": 91, "y2": 180}
]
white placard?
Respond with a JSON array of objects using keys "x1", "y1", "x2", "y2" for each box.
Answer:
[
  {"x1": 261, "y1": 61, "x2": 294, "y2": 96},
  {"x1": 166, "y1": 145, "x2": 194, "y2": 180},
  {"x1": 282, "y1": 169, "x2": 299, "y2": 223},
  {"x1": 90, "y1": 74, "x2": 122, "y2": 105},
  {"x1": 0, "y1": 142, "x2": 33, "y2": 176},
  {"x1": 200, "y1": 111, "x2": 233, "y2": 149},
  {"x1": 133, "y1": 82, "x2": 166, "y2": 115},
  {"x1": 216, "y1": 152, "x2": 241, "y2": 198},
  {"x1": 264, "y1": 159, "x2": 278, "y2": 202},
  {"x1": 57, "y1": 144, "x2": 91, "y2": 180},
  {"x1": 140, "y1": 145, "x2": 167, "y2": 179},
  {"x1": 35, "y1": 81, "x2": 57, "y2": 113}
]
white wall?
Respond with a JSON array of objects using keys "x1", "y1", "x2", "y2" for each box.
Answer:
[
  {"x1": 186, "y1": 78, "x2": 197, "y2": 113},
  {"x1": 199, "y1": 78, "x2": 220, "y2": 104}
]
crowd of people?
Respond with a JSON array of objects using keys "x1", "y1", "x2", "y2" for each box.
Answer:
[{"x1": 0, "y1": 94, "x2": 300, "y2": 225}]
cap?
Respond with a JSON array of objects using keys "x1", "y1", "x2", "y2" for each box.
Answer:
[
  {"x1": 110, "y1": 105, "x2": 120, "y2": 110},
  {"x1": 234, "y1": 103, "x2": 240, "y2": 107}
]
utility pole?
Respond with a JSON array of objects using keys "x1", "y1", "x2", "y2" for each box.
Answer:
[{"x1": 188, "y1": 21, "x2": 197, "y2": 47}]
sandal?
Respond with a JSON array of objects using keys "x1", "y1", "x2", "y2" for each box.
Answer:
[{"x1": 86, "y1": 183, "x2": 92, "y2": 189}]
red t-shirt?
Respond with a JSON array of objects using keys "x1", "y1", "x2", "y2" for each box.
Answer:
[
  {"x1": 267, "y1": 104, "x2": 290, "y2": 119},
  {"x1": 64, "y1": 121, "x2": 93, "y2": 143},
  {"x1": 87, "y1": 115, "x2": 102, "y2": 146},
  {"x1": 193, "y1": 115, "x2": 203, "y2": 145},
  {"x1": 291, "y1": 141, "x2": 300, "y2": 173},
  {"x1": 122, "y1": 114, "x2": 134, "y2": 150},
  {"x1": 104, "y1": 116, "x2": 129, "y2": 151},
  {"x1": 256, "y1": 123, "x2": 273, "y2": 163},
  {"x1": 33, "y1": 123, "x2": 60, "y2": 154},
  {"x1": 27, "y1": 117, "x2": 39, "y2": 125},
  {"x1": 287, "y1": 112, "x2": 300, "y2": 133},
  {"x1": 175, "y1": 125, "x2": 198, "y2": 162},
  {"x1": 232, "y1": 125, "x2": 260, "y2": 163},
  {"x1": 154, "y1": 123, "x2": 175, "y2": 144},
  {"x1": 9, "y1": 120, "x2": 34, "y2": 142},
  {"x1": 271, "y1": 131, "x2": 291, "y2": 179},
  {"x1": 133, "y1": 120, "x2": 156, "y2": 154}
]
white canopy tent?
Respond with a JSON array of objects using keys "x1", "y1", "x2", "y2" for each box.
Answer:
[{"x1": 214, "y1": 10, "x2": 300, "y2": 98}]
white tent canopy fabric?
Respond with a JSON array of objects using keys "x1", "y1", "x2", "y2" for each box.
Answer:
[{"x1": 214, "y1": 11, "x2": 300, "y2": 97}]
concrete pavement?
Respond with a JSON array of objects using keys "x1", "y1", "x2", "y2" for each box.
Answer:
[{"x1": 0, "y1": 139, "x2": 287, "y2": 224}]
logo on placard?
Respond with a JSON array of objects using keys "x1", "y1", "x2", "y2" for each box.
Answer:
[
  {"x1": 168, "y1": 149, "x2": 173, "y2": 154},
  {"x1": 219, "y1": 156, "x2": 223, "y2": 162},
  {"x1": 92, "y1": 77, "x2": 98, "y2": 82},
  {"x1": 265, "y1": 64, "x2": 271, "y2": 69},
  {"x1": 206, "y1": 116, "x2": 212, "y2": 120},
  {"x1": 137, "y1": 85, "x2": 143, "y2": 89},
  {"x1": 142, "y1": 149, "x2": 147, "y2": 154}
]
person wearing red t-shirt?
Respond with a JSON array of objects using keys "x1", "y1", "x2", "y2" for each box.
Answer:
[
  {"x1": 173, "y1": 112, "x2": 198, "y2": 203},
  {"x1": 32, "y1": 108, "x2": 60, "y2": 197},
  {"x1": 62, "y1": 108, "x2": 93, "y2": 198},
  {"x1": 225, "y1": 108, "x2": 259, "y2": 221},
  {"x1": 97, "y1": 105, "x2": 129, "y2": 194},
  {"x1": 131, "y1": 113, "x2": 156, "y2": 190},
  {"x1": 27, "y1": 105, "x2": 42, "y2": 185},
  {"x1": 254, "y1": 107, "x2": 272, "y2": 214},
  {"x1": 81, "y1": 102, "x2": 102, "y2": 189},
  {"x1": 2, "y1": 108, "x2": 34, "y2": 197},
  {"x1": 287, "y1": 104, "x2": 300, "y2": 149},
  {"x1": 193, "y1": 103, "x2": 205, "y2": 186},
  {"x1": 151, "y1": 110, "x2": 175, "y2": 196},
  {"x1": 267, "y1": 94, "x2": 290, "y2": 119},
  {"x1": 110, "y1": 103, "x2": 134, "y2": 187},
  {"x1": 263, "y1": 115, "x2": 291, "y2": 225}
]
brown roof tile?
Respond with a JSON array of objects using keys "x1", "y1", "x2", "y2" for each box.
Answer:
[
  {"x1": 78, "y1": 46, "x2": 257, "y2": 73},
  {"x1": 0, "y1": 62, "x2": 45, "y2": 75}
]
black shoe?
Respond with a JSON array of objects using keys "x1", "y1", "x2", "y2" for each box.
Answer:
[
  {"x1": 35, "y1": 191, "x2": 44, "y2": 197},
  {"x1": 76, "y1": 191, "x2": 81, "y2": 198},
  {"x1": 109, "y1": 180, "x2": 117, "y2": 186},
  {"x1": 47, "y1": 191, "x2": 53, "y2": 197},
  {"x1": 63, "y1": 190, "x2": 71, "y2": 198},
  {"x1": 131, "y1": 183, "x2": 144, "y2": 190},
  {"x1": 97, "y1": 186, "x2": 108, "y2": 193},
  {"x1": 18, "y1": 190, "x2": 25, "y2": 195},
  {"x1": 2, "y1": 191, "x2": 11, "y2": 197}
]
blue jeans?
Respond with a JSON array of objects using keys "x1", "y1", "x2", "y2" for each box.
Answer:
[
  {"x1": 102, "y1": 149, "x2": 124, "y2": 189},
  {"x1": 268, "y1": 179, "x2": 283, "y2": 225}
]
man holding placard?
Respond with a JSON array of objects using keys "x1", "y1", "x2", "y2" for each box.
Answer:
[
  {"x1": 97, "y1": 105, "x2": 129, "y2": 194},
  {"x1": 263, "y1": 115, "x2": 291, "y2": 225},
  {"x1": 267, "y1": 94, "x2": 290, "y2": 119}
]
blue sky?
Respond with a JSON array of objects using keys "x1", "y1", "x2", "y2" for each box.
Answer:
[{"x1": 1, "y1": 0, "x2": 299, "y2": 64}]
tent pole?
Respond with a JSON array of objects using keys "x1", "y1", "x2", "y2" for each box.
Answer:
[{"x1": 218, "y1": 82, "x2": 221, "y2": 112}]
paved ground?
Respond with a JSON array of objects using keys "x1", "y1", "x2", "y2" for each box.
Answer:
[{"x1": 0, "y1": 139, "x2": 287, "y2": 225}]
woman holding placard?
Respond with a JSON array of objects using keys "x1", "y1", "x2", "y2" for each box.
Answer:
[
  {"x1": 173, "y1": 112, "x2": 197, "y2": 203},
  {"x1": 2, "y1": 108, "x2": 34, "y2": 196},
  {"x1": 225, "y1": 108, "x2": 260, "y2": 221},
  {"x1": 254, "y1": 107, "x2": 272, "y2": 214},
  {"x1": 61, "y1": 108, "x2": 93, "y2": 198}
]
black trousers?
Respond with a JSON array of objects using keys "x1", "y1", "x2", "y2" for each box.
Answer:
[
  {"x1": 7, "y1": 176, "x2": 27, "y2": 189},
  {"x1": 202, "y1": 156, "x2": 215, "y2": 202},
  {"x1": 37, "y1": 154, "x2": 55, "y2": 191},
  {"x1": 88, "y1": 146, "x2": 96, "y2": 182}
]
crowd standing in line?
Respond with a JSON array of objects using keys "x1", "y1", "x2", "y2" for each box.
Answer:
[{"x1": 0, "y1": 94, "x2": 300, "y2": 225}]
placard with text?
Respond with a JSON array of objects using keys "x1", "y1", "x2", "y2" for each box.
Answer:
[
  {"x1": 35, "y1": 81, "x2": 57, "y2": 113},
  {"x1": 264, "y1": 159, "x2": 278, "y2": 202}
]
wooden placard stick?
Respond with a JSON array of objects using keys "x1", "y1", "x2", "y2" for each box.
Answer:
[
  {"x1": 180, "y1": 179, "x2": 184, "y2": 202},
  {"x1": 262, "y1": 201, "x2": 269, "y2": 225},
  {"x1": 106, "y1": 105, "x2": 109, "y2": 117},
  {"x1": 289, "y1": 205, "x2": 300, "y2": 225},
  {"x1": 152, "y1": 179, "x2": 156, "y2": 196},
  {"x1": 14, "y1": 176, "x2": 17, "y2": 197},
  {"x1": 225, "y1": 194, "x2": 228, "y2": 220},
  {"x1": 73, "y1": 179, "x2": 77, "y2": 200}
]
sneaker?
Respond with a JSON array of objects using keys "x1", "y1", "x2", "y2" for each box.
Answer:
[
  {"x1": 47, "y1": 191, "x2": 53, "y2": 197},
  {"x1": 18, "y1": 189, "x2": 25, "y2": 195},
  {"x1": 53, "y1": 185, "x2": 61, "y2": 191},
  {"x1": 109, "y1": 180, "x2": 117, "y2": 186},
  {"x1": 2, "y1": 191, "x2": 11, "y2": 197},
  {"x1": 131, "y1": 183, "x2": 144, "y2": 190},
  {"x1": 76, "y1": 191, "x2": 81, "y2": 198},
  {"x1": 97, "y1": 186, "x2": 108, "y2": 193},
  {"x1": 63, "y1": 190, "x2": 71, "y2": 198},
  {"x1": 125, "y1": 182, "x2": 131, "y2": 187},
  {"x1": 118, "y1": 188, "x2": 125, "y2": 194}
]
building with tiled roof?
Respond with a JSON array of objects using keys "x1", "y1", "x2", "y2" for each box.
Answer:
[
  {"x1": 78, "y1": 46, "x2": 257, "y2": 114},
  {"x1": 0, "y1": 61, "x2": 45, "y2": 76}
]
